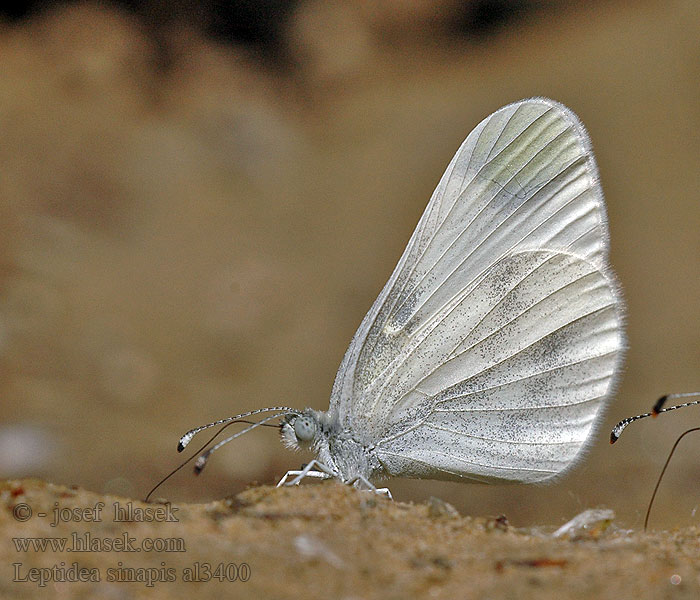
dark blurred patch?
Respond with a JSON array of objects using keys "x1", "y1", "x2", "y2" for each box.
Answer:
[
  {"x1": 453, "y1": 0, "x2": 539, "y2": 37},
  {"x1": 201, "y1": 0, "x2": 298, "y2": 49},
  {"x1": 1, "y1": 0, "x2": 548, "y2": 56},
  {"x1": 0, "y1": 0, "x2": 300, "y2": 59},
  {"x1": 0, "y1": 0, "x2": 56, "y2": 20}
]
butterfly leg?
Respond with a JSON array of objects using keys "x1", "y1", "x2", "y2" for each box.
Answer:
[
  {"x1": 276, "y1": 460, "x2": 336, "y2": 488},
  {"x1": 345, "y1": 475, "x2": 393, "y2": 500},
  {"x1": 275, "y1": 470, "x2": 329, "y2": 487}
]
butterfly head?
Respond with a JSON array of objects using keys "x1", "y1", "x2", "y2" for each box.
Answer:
[{"x1": 280, "y1": 409, "x2": 320, "y2": 450}]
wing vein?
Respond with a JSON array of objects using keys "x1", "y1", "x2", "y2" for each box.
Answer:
[{"x1": 423, "y1": 422, "x2": 586, "y2": 445}]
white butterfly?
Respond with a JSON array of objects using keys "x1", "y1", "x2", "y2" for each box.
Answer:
[{"x1": 176, "y1": 98, "x2": 625, "y2": 495}]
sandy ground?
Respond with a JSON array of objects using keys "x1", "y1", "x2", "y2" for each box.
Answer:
[{"x1": 1, "y1": 478, "x2": 699, "y2": 599}]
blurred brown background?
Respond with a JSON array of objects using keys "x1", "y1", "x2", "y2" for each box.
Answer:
[{"x1": 0, "y1": 0, "x2": 697, "y2": 529}]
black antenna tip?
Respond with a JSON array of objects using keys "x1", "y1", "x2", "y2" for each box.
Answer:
[
  {"x1": 194, "y1": 456, "x2": 207, "y2": 475},
  {"x1": 610, "y1": 432, "x2": 618, "y2": 444},
  {"x1": 652, "y1": 395, "x2": 668, "y2": 415},
  {"x1": 177, "y1": 442, "x2": 185, "y2": 453}
]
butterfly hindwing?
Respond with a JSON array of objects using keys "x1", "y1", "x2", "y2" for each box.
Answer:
[{"x1": 373, "y1": 250, "x2": 623, "y2": 483}]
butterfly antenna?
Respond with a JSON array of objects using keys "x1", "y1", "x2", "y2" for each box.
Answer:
[
  {"x1": 610, "y1": 410, "x2": 654, "y2": 443},
  {"x1": 193, "y1": 413, "x2": 287, "y2": 475},
  {"x1": 644, "y1": 426, "x2": 700, "y2": 531},
  {"x1": 178, "y1": 406, "x2": 299, "y2": 451},
  {"x1": 610, "y1": 392, "x2": 700, "y2": 444},
  {"x1": 652, "y1": 392, "x2": 700, "y2": 416},
  {"x1": 145, "y1": 420, "x2": 239, "y2": 502},
  {"x1": 146, "y1": 410, "x2": 296, "y2": 502}
]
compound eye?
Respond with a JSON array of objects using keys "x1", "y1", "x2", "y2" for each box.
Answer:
[{"x1": 294, "y1": 416, "x2": 315, "y2": 441}]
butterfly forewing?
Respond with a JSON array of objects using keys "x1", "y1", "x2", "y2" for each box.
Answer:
[{"x1": 328, "y1": 98, "x2": 624, "y2": 481}]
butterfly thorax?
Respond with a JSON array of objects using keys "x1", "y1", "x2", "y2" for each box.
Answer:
[{"x1": 281, "y1": 408, "x2": 384, "y2": 482}]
